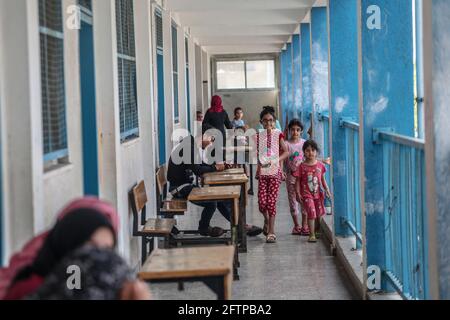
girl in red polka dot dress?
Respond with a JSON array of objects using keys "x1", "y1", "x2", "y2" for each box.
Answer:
[
  {"x1": 255, "y1": 108, "x2": 289, "y2": 243},
  {"x1": 294, "y1": 140, "x2": 332, "y2": 243}
]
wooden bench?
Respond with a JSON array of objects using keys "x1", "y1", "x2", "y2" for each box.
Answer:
[
  {"x1": 156, "y1": 165, "x2": 188, "y2": 218},
  {"x1": 157, "y1": 165, "x2": 233, "y2": 248},
  {"x1": 138, "y1": 246, "x2": 235, "y2": 300},
  {"x1": 129, "y1": 180, "x2": 176, "y2": 265}
]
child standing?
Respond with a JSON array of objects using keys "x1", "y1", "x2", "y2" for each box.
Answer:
[
  {"x1": 284, "y1": 119, "x2": 308, "y2": 235},
  {"x1": 231, "y1": 107, "x2": 246, "y2": 129},
  {"x1": 255, "y1": 108, "x2": 289, "y2": 243},
  {"x1": 295, "y1": 140, "x2": 332, "y2": 243}
]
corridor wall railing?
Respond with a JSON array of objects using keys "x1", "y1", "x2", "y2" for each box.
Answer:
[
  {"x1": 318, "y1": 112, "x2": 331, "y2": 188},
  {"x1": 340, "y1": 118, "x2": 362, "y2": 249},
  {"x1": 374, "y1": 128, "x2": 428, "y2": 300}
]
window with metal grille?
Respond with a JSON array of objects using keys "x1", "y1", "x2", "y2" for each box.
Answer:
[
  {"x1": 39, "y1": 0, "x2": 68, "y2": 163},
  {"x1": 116, "y1": 0, "x2": 139, "y2": 141},
  {"x1": 172, "y1": 22, "x2": 179, "y2": 123},
  {"x1": 79, "y1": 0, "x2": 92, "y2": 11},
  {"x1": 155, "y1": 9, "x2": 163, "y2": 54}
]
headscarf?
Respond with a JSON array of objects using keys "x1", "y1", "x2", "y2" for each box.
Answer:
[
  {"x1": 13, "y1": 208, "x2": 116, "y2": 282},
  {"x1": 1, "y1": 197, "x2": 119, "y2": 299},
  {"x1": 27, "y1": 245, "x2": 134, "y2": 300},
  {"x1": 209, "y1": 95, "x2": 224, "y2": 113}
]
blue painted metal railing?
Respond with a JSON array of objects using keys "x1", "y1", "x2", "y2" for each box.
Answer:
[
  {"x1": 340, "y1": 118, "x2": 362, "y2": 248},
  {"x1": 374, "y1": 128, "x2": 428, "y2": 300},
  {"x1": 318, "y1": 112, "x2": 331, "y2": 189}
]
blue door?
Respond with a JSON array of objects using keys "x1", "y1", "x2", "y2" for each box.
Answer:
[
  {"x1": 155, "y1": 10, "x2": 166, "y2": 165},
  {"x1": 157, "y1": 53, "x2": 166, "y2": 165},
  {"x1": 79, "y1": 10, "x2": 99, "y2": 196}
]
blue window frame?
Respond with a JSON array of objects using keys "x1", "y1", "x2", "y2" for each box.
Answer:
[
  {"x1": 155, "y1": 9, "x2": 166, "y2": 165},
  {"x1": 185, "y1": 36, "x2": 191, "y2": 132},
  {"x1": 116, "y1": 0, "x2": 139, "y2": 142},
  {"x1": 39, "y1": 0, "x2": 68, "y2": 163},
  {"x1": 172, "y1": 22, "x2": 179, "y2": 124}
]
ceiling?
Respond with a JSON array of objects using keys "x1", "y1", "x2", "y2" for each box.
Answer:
[{"x1": 165, "y1": 0, "x2": 320, "y2": 55}]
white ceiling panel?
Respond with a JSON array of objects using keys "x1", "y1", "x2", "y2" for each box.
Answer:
[{"x1": 165, "y1": 0, "x2": 316, "y2": 55}]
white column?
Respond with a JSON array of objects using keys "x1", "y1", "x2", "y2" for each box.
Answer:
[
  {"x1": 0, "y1": 0, "x2": 43, "y2": 256},
  {"x1": 92, "y1": 0, "x2": 122, "y2": 247}
]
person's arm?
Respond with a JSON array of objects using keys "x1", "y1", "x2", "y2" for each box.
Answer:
[
  {"x1": 224, "y1": 111, "x2": 233, "y2": 130},
  {"x1": 322, "y1": 174, "x2": 331, "y2": 199},
  {"x1": 189, "y1": 163, "x2": 216, "y2": 176},
  {"x1": 278, "y1": 138, "x2": 289, "y2": 162}
]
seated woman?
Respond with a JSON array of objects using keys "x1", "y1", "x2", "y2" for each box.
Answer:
[{"x1": 3, "y1": 198, "x2": 151, "y2": 300}]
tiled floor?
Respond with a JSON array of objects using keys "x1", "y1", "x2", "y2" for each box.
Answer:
[{"x1": 149, "y1": 182, "x2": 356, "y2": 300}]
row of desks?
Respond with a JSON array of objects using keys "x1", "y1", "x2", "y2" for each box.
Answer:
[{"x1": 138, "y1": 168, "x2": 251, "y2": 299}]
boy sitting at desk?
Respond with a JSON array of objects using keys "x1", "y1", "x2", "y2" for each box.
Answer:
[{"x1": 167, "y1": 128, "x2": 262, "y2": 238}]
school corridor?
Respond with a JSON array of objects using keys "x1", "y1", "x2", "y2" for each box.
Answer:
[{"x1": 0, "y1": 0, "x2": 449, "y2": 300}]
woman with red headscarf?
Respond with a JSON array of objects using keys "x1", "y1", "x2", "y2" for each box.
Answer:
[
  {"x1": 1, "y1": 197, "x2": 150, "y2": 300},
  {"x1": 202, "y1": 95, "x2": 233, "y2": 144}
]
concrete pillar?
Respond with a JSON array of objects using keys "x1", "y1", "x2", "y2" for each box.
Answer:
[
  {"x1": 310, "y1": 6, "x2": 330, "y2": 151},
  {"x1": 92, "y1": 0, "x2": 123, "y2": 249},
  {"x1": 329, "y1": 0, "x2": 360, "y2": 237},
  {"x1": 292, "y1": 34, "x2": 302, "y2": 121},
  {"x1": 280, "y1": 48, "x2": 287, "y2": 128},
  {"x1": 0, "y1": 0, "x2": 43, "y2": 257},
  {"x1": 359, "y1": 0, "x2": 415, "y2": 290},
  {"x1": 285, "y1": 42, "x2": 293, "y2": 128},
  {"x1": 195, "y1": 44, "x2": 203, "y2": 111},
  {"x1": 422, "y1": 0, "x2": 450, "y2": 300},
  {"x1": 300, "y1": 23, "x2": 312, "y2": 138}
]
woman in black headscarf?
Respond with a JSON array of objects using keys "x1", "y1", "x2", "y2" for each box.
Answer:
[{"x1": 5, "y1": 208, "x2": 117, "y2": 299}]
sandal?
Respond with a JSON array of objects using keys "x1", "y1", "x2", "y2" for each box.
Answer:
[
  {"x1": 308, "y1": 235, "x2": 317, "y2": 243},
  {"x1": 300, "y1": 227, "x2": 310, "y2": 236},
  {"x1": 266, "y1": 234, "x2": 277, "y2": 243},
  {"x1": 291, "y1": 226, "x2": 302, "y2": 235}
]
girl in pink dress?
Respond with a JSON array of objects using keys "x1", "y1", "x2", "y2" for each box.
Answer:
[
  {"x1": 284, "y1": 119, "x2": 308, "y2": 235},
  {"x1": 295, "y1": 140, "x2": 332, "y2": 243},
  {"x1": 255, "y1": 108, "x2": 289, "y2": 243}
]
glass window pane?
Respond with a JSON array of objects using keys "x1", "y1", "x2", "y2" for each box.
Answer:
[
  {"x1": 246, "y1": 60, "x2": 275, "y2": 89},
  {"x1": 216, "y1": 61, "x2": 245, "y2": 90}
]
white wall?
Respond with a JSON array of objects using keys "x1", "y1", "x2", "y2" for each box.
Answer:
[
  {"x1": 93, "y1": 0, "x2": 159, "y2": 268},
  {"x1": 195, "y1": 44, "x2": 204, "y2": 111},
  {"x1": 0, "y1": 0, "x2": 205, "y2": 266},
  {"x1": 187, "y1": 36, "x2": 198, "y2": 131},
  {"x1": 43, "y1": 0, "x2": 84, "y2": 226},
  {"x1": 219, "y1": 91, "x2": 279, "y2": 129},
  {"x1": 0, "y1": 0, "x2": 84, "y2": 259},
  {"x1": 211, "y1": 54, "x2": 279, "y2": 129}
]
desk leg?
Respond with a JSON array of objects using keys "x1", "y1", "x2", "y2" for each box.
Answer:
[
  {"x1": 232, "y1": 199, "x2": 240, "y2": 281},
  {"x1": 203, "y1": 276, "x2": 228, "y2": 300},
  {"x1": 238, "y1": 182, "x2": 247, "y2": 253},
  {"x1": 248, "y1": 164, "x2": 254, "y2": 195}
]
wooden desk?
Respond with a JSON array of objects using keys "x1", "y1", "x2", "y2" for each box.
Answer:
[
  {"x1": 188, "y1": 186, "x2": 241, "y2": 279},
  {"x1": 139, "y1": 246, "x2": 234, "y2": 300},
  {"x1": 188, "y1": 186, "x2": 240, "y2": 225},
  {"x1": 202, "y1": 168, "x2": 245, "y2": 176},
  {"x1": 202, "y1": 174, "x2": 249, "y2": 253},
  {"x1": 223, "y1": 145, "x2": 255, "y2": 195}
]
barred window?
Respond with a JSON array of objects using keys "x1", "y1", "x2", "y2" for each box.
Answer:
[
  {"x1": 39, "y1": 0, "x2": 68, "y2": 163},
  {"x1": 155, "y1": 9, "x2": 163, "y2": 53},
  {"x1": 79, "y1": 0, "x2": 92, "y2": 11},
  {"x1": 172, "y1": 22, "x2": 179, "y2": 123},
  {"x1": 116, "y1": 0, "x2": 139, "y2": 141}
]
